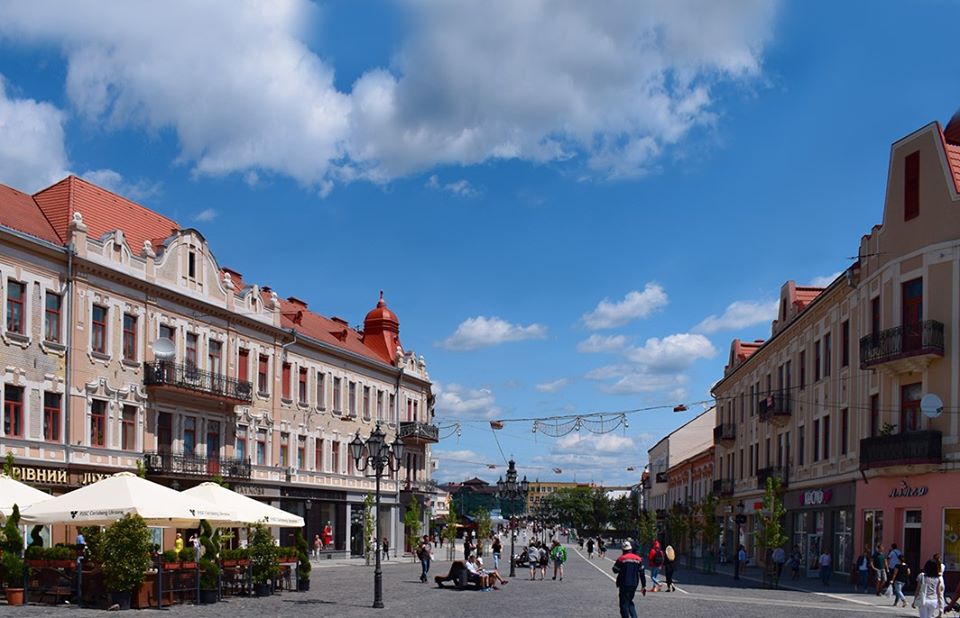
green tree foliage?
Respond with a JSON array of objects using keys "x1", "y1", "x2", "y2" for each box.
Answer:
[
  {"x1": 666, "y1": 503, "x2": 690, "y2": 554},
  {"x1": 198, "y1": 519, "x2": 221, "y2": 589},
  {"x1": 699, "y1": 493, "x2": 720, "y2": 573},
  {"x1": 404, "y1": 498, "x2": 422, "y2": 557},
  {"x1": 294, "y1": 530, "x2": 311, "y2": 581},
  {"x1": 101, "y1": 514, "x2": 152, "y2": 593},
  {"x1": 3, "y1": 452, "x2": 16, "y2": 478},
  {"x1": 78, "y1": 525, "x2": 105, "y2": 563},
  {"x1": 637, "y1": 509, "x2": 657, "y2": 550},
  {"x1": 442, "y1": 502, "x2": 458, "y2": 543},
  {"x1": 250, "y1": 524, "x2": 279, "y2": 585},
  {"x1": 609, "y1": 495, "x2": 635, "y2": 531},
  {"x1": 475, "y1": 508, "x2": 492, "y2": 555},
  {"x1": 363, "y1": 493, "x2": 376, "y2": 559},
  {"x1": 2, "y1": 504, "x2": 24, "y2": 588},
  {"x1": 757, "y1": 476, "x2": 788, "y2": 557}
]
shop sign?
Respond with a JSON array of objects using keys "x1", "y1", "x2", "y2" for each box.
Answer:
[
  {"x1": 889, "y1": 480, "x2": 928, "y2": 498},
  {"x1": 9, "y1": 466, "x2": 109, "y2": 487},
  {"x1": 799, "y1": 489, "x2": 832, "y2": 506},
  {"x1": 234, "y1": 484, "x2": 280, "y2": 498}
]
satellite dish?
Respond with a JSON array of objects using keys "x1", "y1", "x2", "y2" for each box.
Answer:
[
  {"x1": 152, "y1": 338, "x2": 176, "y2": 361},
  {"x1": 921, "y1": 393, "x2": 944, "y2": 419}
]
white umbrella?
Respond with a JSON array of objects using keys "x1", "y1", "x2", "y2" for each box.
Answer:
[
  {"x1": 20, "y1": 472, "x2": 235, "y2": 527},
  {"x1": 182, "y1": 482, "x2": 304, "y2": 527},
  {"x1": 0, "y1": 474, "x2": 52, "y2": 520}
]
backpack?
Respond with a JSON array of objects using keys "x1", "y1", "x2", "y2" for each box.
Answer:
[{"x1": 653, "y1": 550, "x2": 664, "y2": 566}]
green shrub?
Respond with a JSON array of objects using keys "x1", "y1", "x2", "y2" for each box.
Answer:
[
  {"x1": 162, "y1": 549, "x2": 180, "y2": 564},
  {"x1": 199, "y1": 558, "x2": 220, "y2": 589},
  {"x1": 2, "y1": 504, "x2": 24, "y2": 588},
  {"x1": 295, "y1": 531, "x2": 311, "y2": 580},
  {"x1": 249, "y1": 524, "x2": 279, "y2": 585},
  {"x1": 24, "y1": 545, "x2": 44, "y2": 560},
  {"x1": 179, "y1": 547, "x2": 196, "y2": 562},
  {"x1": 101, "y1": 515, "x2": 152, "y2": 594}
]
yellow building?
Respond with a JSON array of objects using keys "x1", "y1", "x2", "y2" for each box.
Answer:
[{"x1": 526, "y1": 480, "x2": 593, "y2": 512}]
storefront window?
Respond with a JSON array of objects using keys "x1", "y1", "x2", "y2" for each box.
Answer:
[
  {"x1": 833, "y1": 509, "x2": 852, "y2": 575},
  {"x1": 943, "y1": 509, "x2": 960, "y2": 571},
  {"x1": 863, "y1": 510, "x2": 883, "y2": 553}
]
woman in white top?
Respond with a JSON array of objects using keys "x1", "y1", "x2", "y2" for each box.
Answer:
[{"x1": 913, "y1": 559, "x2": 945, "y2": 618}]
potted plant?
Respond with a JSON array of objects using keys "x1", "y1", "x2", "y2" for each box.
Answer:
[
  {"x1": 179, "y1": 547, "x2": 197, "y2": 570},
  {"x1": 295, "y1": 531, "x2": 311, "y2": 591},
  {"x1": 47, "y1": 546, "x2": 76, "y2": 569},
  {"x1": 198, "y1": 558, "x2": 220, "y2": 604},
  {"x1": 237, "y1": 547, "x2": 250, "y2": 567},
  {"x1": 221, "y1": 549, "x2": 237, "y2": 568},
  {"x1": 2, "y1": 504, "x2": 25, "y2": 606},
  {"x1": 101, "y1": 514, "x2": 152, "y2": 610},
  {"x1": 24, "y1": 544, "x2": 45, "y2": 569},
  {"x1": 249, "y1": 524, "x2": 278, "y2": 597},
  {"x1": 161, "y1": 549, "x2": 180, "y2": 571}
]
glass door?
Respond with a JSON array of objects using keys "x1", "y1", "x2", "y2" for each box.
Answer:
[
  {"x1": 206, "y1": 421, "x2": 221, "y2": 475},
  {"x1": 807, "y1": 534, "x2": 822, "y2": 578},
  {"x1": 904, "y1": 510, "x2": 922, "y2": 587},
  {"x1": 902, "y1": 278, "x2": 923, "y2": 352}
]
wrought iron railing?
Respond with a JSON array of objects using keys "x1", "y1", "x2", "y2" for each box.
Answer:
[
  {"x1": 398, "y1": 421, "x2": 439, "y2": 443},
  {"x1": 713, "y1": 424, "x2": 736, "y2": 442},
  {"x1": 143, "y1": 361, "x2": 253, "y2": 403},
  {"x1": 758, "y1": 392, "x2": 791, "y2": 422},
  {"x1": 713, "y1": 478, "x2": 734, "y2": 496},
  {"x1": 756, "y1": 466, "x2": 788, "y2": 490},
  {"x1": 859, "y1": 430, "x2": 942, "y2": 470},
  {"x1": 143, "y1": 451, "x2": 252, "y2": 479},
  {"x1": 860, "y1": 320, "x2": 944, "y2": 368}
]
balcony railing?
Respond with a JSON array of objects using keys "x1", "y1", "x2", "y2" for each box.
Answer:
[
  {"x1": 401, "y1": 478, "x2": 438, "y2": 493},
  {"x1": 859, "y1": 430, "x2": 942, "y2": 470},
  {"x1": 398, "y1": 421, "x2": 439, "y2": 444},
  {"x1": 143, "y1": 451, "x2": 252, "y2": 480},
  {"x1": 758, "y1": 392, "x2": 791, "y2": 423},
  {"x1": 756, "y1": 466, "x2": 788, "y2": 490},
  {"x1": 655, "y1": 472, "x2": 668, "y2": 483},
  {"x1": 143, "y1": 361, "x2": 253, "y2": 404},
  {"x1": 860, "y1": 320, "x2": 944, "y2": 369},
  {"x1": 712, "y1": 478, "x2": 734, "y2": 496},
  {"x1": 713, "y1": 424, "x2": 736, "y2": 443}
]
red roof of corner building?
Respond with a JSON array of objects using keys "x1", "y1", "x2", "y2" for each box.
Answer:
[
  {"x1": 33, "y1": 176, "x2": 179, "y2": 254},
  {"x1": 0, "y1": 183, "x2": 62, "y2": 244},
  {"x1": 278, "y1": 297, "x2": 395, "y2": 366},
  {"x1": 793, "y1": 286, "x2": 823, "y2": 311}
]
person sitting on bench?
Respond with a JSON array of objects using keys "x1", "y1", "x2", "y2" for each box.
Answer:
[
  {"x1": 434, "y1": 561, "x2": 473, "y2": 588},
  {"x1": 465, "y1": 555, "x2": 490, "y2": 589},
  {"x1": 476, "y1": 556, "x2": 509, "y2": 588}
]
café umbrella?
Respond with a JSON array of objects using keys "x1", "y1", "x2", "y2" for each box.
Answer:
[
  {"x1": 0, "y1": 473, "x2": 52, "y2": 521},
  {"x1": 181, "y1": 482, "x2": 305, "y2": 527},
  {"x1": 19, "y1": 472, "x2": 234, "y2": 527}
]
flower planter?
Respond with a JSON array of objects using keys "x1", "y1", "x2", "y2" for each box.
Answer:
[
  {"x1": 199, "y1": 589, "x2": 218, "y2": 604},
  {"x1": 237, "y1": 559, "x2": 250, "y2": 568},
  {"x1": 180, "y1": 562, "x2": 197, "y2": 570},
  {"x1": 49, "y1": 559, "x2": 75, "y2": 569},
  {"x1": 297, "y1": 579, "x2": 310, "y2": 592},
  {"x1": 110, "y1": 590, "x2": 132, "y2": 610},
  {"x1": 221, "y1": 560, "x2": 237, "y2": 568},
  {"x1": 253, "y1": 583, "x2": 272, "y2": 597},
  {"x1": 25, "y1": 559, "x2": 46, "y2": 568},
  {"x1": 5, "y1": 588, "x2": 25, "y2": 606},
  {"x1": 162, "y1": 562, "x2": 180, "y2": 571}
]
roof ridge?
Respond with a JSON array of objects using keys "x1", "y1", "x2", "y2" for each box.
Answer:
[{"x1": 70, "y1": 175, "x2": 179, "y2": 228}]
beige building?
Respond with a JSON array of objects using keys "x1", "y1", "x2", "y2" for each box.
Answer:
[
  {"x1": 712, "y1": 115, "x2": 960, "y2": 581},
  {"x1": 525, "y1": 480, "x2": 593, "y2": 513},
  {"x1": 1, "y1": 176, "x2": 437, "y2": 555},
  {"x1": 646, "y1": 407, "x2": 715, "y2": 516}
]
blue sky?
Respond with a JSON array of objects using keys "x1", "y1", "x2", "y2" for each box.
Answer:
[{"x1": 1, "y1": 1, "x2": 959, "y2": 486}]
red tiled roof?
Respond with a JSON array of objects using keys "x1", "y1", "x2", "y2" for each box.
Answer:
[
  {"x1": 793, "y1": 286, "x2": 823, "y2": 311},
  {"x1": 278, "y1": 297, "x2": 394, "y2": 366},
  {"x1": 0, "y1": 183, "x2": 61, "y2": 244},
  {"x1": 33, "y1": 176, "x2": 179, "y2": 254},
  {"x1": 944, "y1": 143, "x2": 960, "y2": 194}
]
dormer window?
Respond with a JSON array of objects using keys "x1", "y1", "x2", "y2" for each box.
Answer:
[{"x1": 904, "y1": 150, "x2": 919, "y2": 220}]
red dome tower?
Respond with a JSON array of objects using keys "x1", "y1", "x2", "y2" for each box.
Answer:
[{"x1": 363, "y1": 291, "x2": 401, "y2": 364}]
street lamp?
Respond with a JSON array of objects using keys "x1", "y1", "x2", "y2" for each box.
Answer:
[
  {"x1": 734, "y1": 500, "x2": 745, "y2": 581},
  {"x1": 495, "y1": 460, "x2": 528, "y2": 577},
  {"x1": 350, "y1": 423, "x2": 404, "y2": 609}
]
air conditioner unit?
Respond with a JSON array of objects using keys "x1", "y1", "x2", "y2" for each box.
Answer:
[{"x1": 286, "y1": 466, "x2": 296, "y2": 477}]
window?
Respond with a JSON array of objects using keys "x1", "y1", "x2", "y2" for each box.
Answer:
[
  {"x1": 377, "y1": 390, "x2": 384, "y2": 421},
  {"x1": 185, "y1": 333, "x2": 198, "y2": 367},
  {"x1": 314, "y1": 438, "x2": 323, "y2": 472},
  {"x1": 333, "y1": 377, "x2": 342, "y2": 412},
  {"x1": 841, "y1": 321, "x2": 850, "y2": 367},
  {"x1": 814, "y1": 340, "x2": 821, "y2": 382},
  {"x1": 901, "y1": 383, "x2": 922, "y2": 433},
  {"x1": 331, "y1": 441, "x2": 340, "y2": 474},
  {"x1": 122, "y1": 405, "x2": 137, "y2": 451},
  {"x1": 413, "y1": 400, "x2": 419, "y2": 421},
  {"x1": 256, "y1": 429, "x2": 267, "y2": 465},
  {"x1": 158, "y1": 412, "x2": 172, "y2": 453},
  {"x1": 237, "y1": 348, "x2": 250, "y2": 382},
  {"x1": 297, "y1": 435, "x2": 306, "y2": 469},
  {"x1": 43, "y1": 392, "x2": 61, "y2": 442},
  {"x1": 122, "y1": 314, "x2": 137, "y2": 361},
  {"x1": 944, "y1": 510, "x2": 960, "y2": 570},
  {"x1": 799, "y1": 350, "x2": 806, "y2": 389},
  {"x1": 45, "y1": 292, "x2": 61, "y2": 342},
  {"x1": 188, "y1": 251, "x2": 197, "y2": 278},
  {"x1": 4, "y1": 385, "x2": 24, "y2": 438},
  {"x1": 871, "y1": 297, "x2": 881, "y2": 339},
  {"x1": 863, "y1": 510, "x2": 884, "y2": 557},
  {"x1": 316, "y1": 372, "x2": 325, "y2": 409},
  {"x1": 90, "y1": 399, "x2": 106, "y2": 447},
  {"x1": 208, "y1": 340, "x2": 222, "y2": 374},
  {"x1": 159, "y1": 324, "x2": 174, "y2": 347},
  {"x1": 91, "y1": 304, "x2": 107, "y2": 354},
  {"x1": 784, "y1": 360, "x2": 792, "y2": 392},
  {"x1": 822, "y1": 414, "x2": 830, "y2": 459},
  {"x1": 279, "y1": 432, "x2": 289, "y2": 467},
  {"x1": 823, "y1": 332, "x2": 832, "y2": 377},
  {"x1": 298, "y1": 368, "x2": 308, "y2": 404},
  {"x1": 812, "y1": 419, "x2": 820, "y2": 462},
  {"x1": 6, "y1": 280, "x2": 25, "y2": 334},
  {"x1": 281, "y1": 362, "x2": 292, "y2": 400},
  {"x1": 870, "y1": 394, "x2": 880, "y2": 437},
  {"x1": 904, "y1": 150, "x2": 919, "y2": 220},
  {"x1": 363, "y1": 386, "x2": 371, "y2": 420},
  {"x1": 349, "y1": 382, "x2": 357, "y2": 417},
  {"x1": 798, "y1": 425, "x2": 805, "y2": 466},
  {"x1": 258, "y1": 354, "x2": 269, "y2": 394},
  {"x1": 389, "y1": 393, "x2": 396, "y2": 419},
  {"x1": 236, "y1": 426, "x2": 248, "y2": 461},
  {"x1": 841, "y1": 408, "x2": 849, "y2": 456},
  {"x1": 183, "y1": 417, "x2": 197, "y2": 455},
  {"x1": 407, "y1": 399, "x2": 413, "y2": 422}
]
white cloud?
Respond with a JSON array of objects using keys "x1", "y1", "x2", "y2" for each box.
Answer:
[
  {"x1": 808, "y1": 271, "x2": 842, "y2": 287},
  {"x1": 438, "y1": 316, "x2": 547, "y2": 351},
  {"x1": 434, "y1": 383, "x2": 500, "y2": 419},
  {"x1": 585, "y1": 332, "x2": 714, "y2": 396},
  {"x1": 0, "y1": 75, "x2": 69, "y2": 192},
  {"x1": 432, "y1": 449, "x2": 494, "y2": 482},
  {"x1": 0, "y1": 1, "x2": 777, "y2": 192},
  {"x1": 577, "y1": 334, "x2": 628, "y2": 354},
  {"x1": 82, "y1": 168, "x2": 162, "y2": 202},
  {"x1": 581, "y1": 283, "x2": 668, "y2": 330},
  {"x1": 425, "y1": 174, "x2": 479, "y2": 197},
  {"x1": 624, "y1": 333, "x2": 716, "y2": 373},
  {"x1": 192, "y1": 208, "x2": 218, "y2": 222},
  {"x1": 533, "y1": 432, "x2": 654, "y2": 484},
  {"x1": 535, "y1": 378, "x2": 570, "y2": 393},
  {"x1": 693, "y1": 299, "x2": 778, "y2": 334}
]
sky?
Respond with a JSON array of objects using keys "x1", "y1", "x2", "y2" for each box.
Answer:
[{"x1": 1, "y1": 0, "x2": 959, "y2": 487}]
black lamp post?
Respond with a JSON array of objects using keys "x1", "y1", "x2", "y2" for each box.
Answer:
[
  {"x1": 495, "y1": 459, "x2": 528, "y2": 577},
  {"x1": 350, "y1": 423, "x2": 404, "y2": 609},
  {"x1": 734, "y1": 500, "x2": 745, "y2": 580}
]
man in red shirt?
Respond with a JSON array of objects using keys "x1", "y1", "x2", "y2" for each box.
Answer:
[{"x1": 613, "y1": 541, "x2": 646, "y2": 618}]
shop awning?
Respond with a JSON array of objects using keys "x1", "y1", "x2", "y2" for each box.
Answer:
[{"x1": 182, "y1": 482, "x2": 305, "y2": 527}]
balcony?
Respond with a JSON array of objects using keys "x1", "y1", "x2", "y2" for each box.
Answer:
[
  {"x1": 712, "y1": 478, "x2": 734, "y2": 497},
  {"x1": 398, "y1": 421, "x2": 439, "y2": 445},
  {"x1": 143, "y1": 361, "x2": 253, "y2": 405},
  {"x1": 756, "y1": 466, "x2": 788, "y2": 490},
  {"x1": 713, "y1": 423, "x2": 736, "y2": 445},
  {"x1": 143, "y1": 451, "x2": 252, "y2": 480},
  {"x1": 401, "y1": 478, "x2": 438, "y2": 494},
  {"x1": 758, "y1": 392, "x2": 791, "y2": 425},
  {"x1": 655, "y1": 471, "x2": 668, "y2": 483},
  {"x1": 860, "y1": 320, "x2": 944, "y2": 374},
  {"x1": 859, "y1": 430, "x2": 942, "y2": 472}
]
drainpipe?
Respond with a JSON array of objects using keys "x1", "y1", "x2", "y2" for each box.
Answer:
[
  {"x1": 393, "y1": 363, "x2": 404, "y2": 558},
  {"x1": 63, "y1": 243, "x2": 75, "y2": 466}
]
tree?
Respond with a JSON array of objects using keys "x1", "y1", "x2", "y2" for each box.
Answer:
[
  {"x1": 699, "y1": 493, "x2": 721, "y2": 573},
  {"x1": 101, "y1": 514, "x2": 152, "y2": 596},
  {"x1": 757, "y1": 476, "x2": 788, "y2": 587},
  {"x1": 475, "y1": 508, "x2": 492, "y2": 556},
  {"x1": 637, "y1": 509, "x2": 657, "y2": 552},
  {"x1": 442, "y1": 502, "x2": 459, "y2": 560},
  {"x1": 2, "y1": 504, "x2": 24, "y2": 590},
  {"x1": 362, "y1": 493, "x2": 376, "y2": 565},
  {"x1": 666, "y1": 503, "x2": 689, "y2": 557},
  {"x1": 404, "y1": 498, "x2": 422, "y2": 560},
  {"x1": 3, "y1": 452, "x2": 16, "y2": 478},
  {"x1": 609, "y1": 495, "x2": 635, "y2": 532}
]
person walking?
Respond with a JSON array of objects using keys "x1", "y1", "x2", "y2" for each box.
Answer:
[
  {"x1": 492, "y1": 536, "x2": 502, "y2": 571},
  {"x1": 417, "y1": 535, "x2": 432, "y2": 583},
  {"x1": 586, "y1": 537, "x2": 595, "y2": 559},
  {"x1": 612, "y1": 541, "x2": 645, "y2": 618},
  {"x1": 550, "y1": 540, "x2": 567, "y2": 581},
  {"x1": 872, "y1": 543, "x2": 888, "y2": 596},
  {"x1": 770, "y1": 545, "x2": 785, "y2": 588},
  {"x1": 913, "y1": 559, "x2": 945, "y2": 618},
  {"x1": 790, "y1": 545, "x2": 802, "y2": 581},
  {"x1": 464, "y1": 535, "x2": 473, "y2": 561},
  {"x1": 719, "y1": 542, "x2": 727, "y2": 565},
  {"x1": 382, "y1": 536, "x2": 390, "y2": 561},
  {"x1": 598, "y1": 538, "x2": 607, "y2": 559},
  {"x1": 527, "y1": 542, "x2": 540, "y2": 581},
  {"x1": 648, "y1": 540, "x2": 664, "y2": 592},
  {"x1": 538, "y1": 541, "x2": 549, "y2": 580},
  {"x1": 819, "y1": 548, "x2": 832, "y2": 586},
  {"x1": 736, "y1": 544, "x2": 748, "y2": 576},
  {"x1": 312, "y1": 534, "x2": 322, "y2": 559},
  {"x1": 890, "y1": 559, "x2": 910, "y2": 608},
  {"x1": 855, "y1": 546, "x2": 870, "y2": 593},
  {"x1": 663, "y1": 544, "x2": 676, "y2": 592}
]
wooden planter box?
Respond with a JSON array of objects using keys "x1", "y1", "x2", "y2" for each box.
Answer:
[
  {"x1": 49, "y1": 560, "x2": 75, "y2": 569},
  {"x1": 162, "y1": 562, "x2": 180, "y2": 571},
  {"x1": 221, "y1": 560, "x2": 237, "y2": 568},
  {"x1": 180, "y1": 562, "x2": 197, "y2": 570}
]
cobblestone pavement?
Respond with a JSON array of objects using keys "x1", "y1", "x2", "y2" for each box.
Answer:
[{"x1": 7, "y1": 544, "x2": 926, "y2": 617}]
